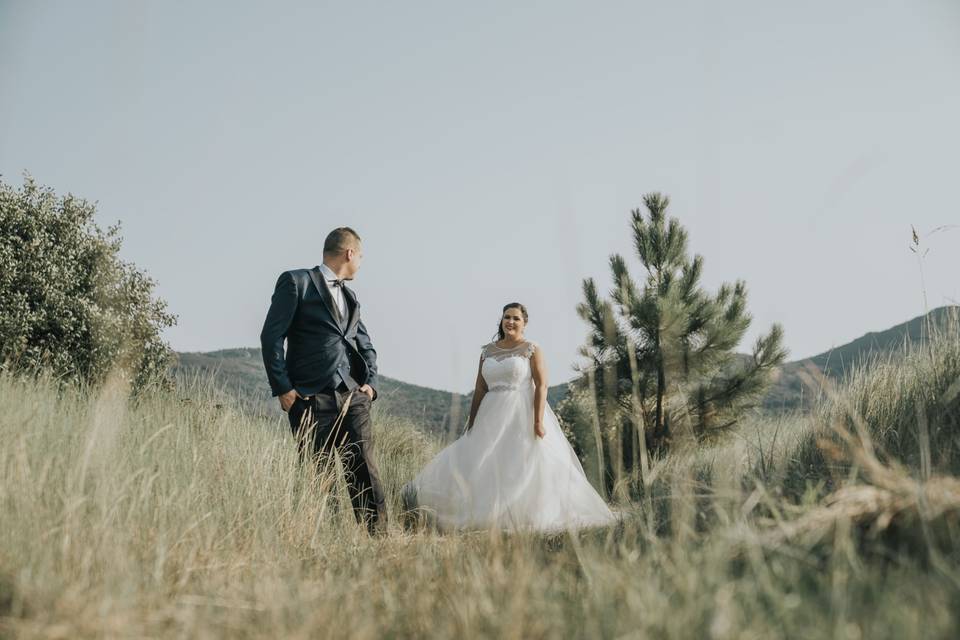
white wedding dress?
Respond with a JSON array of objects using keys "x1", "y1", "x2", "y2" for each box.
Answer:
[{"x1": 402, "y1": 341, "x2": 617, "y2": 533}]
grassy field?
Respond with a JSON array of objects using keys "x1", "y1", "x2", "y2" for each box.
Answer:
[{"x1": 2, "y1": 332, "x2": 960, "y2": 638}]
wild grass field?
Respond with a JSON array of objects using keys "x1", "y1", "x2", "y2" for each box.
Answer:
[{"x1": 2, "y1": 329, "x2": 960, "y2": 638}]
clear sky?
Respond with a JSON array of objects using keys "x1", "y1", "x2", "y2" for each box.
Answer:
[{"x1": 2, "y1": 0, "x2": 959, "y2": 392}]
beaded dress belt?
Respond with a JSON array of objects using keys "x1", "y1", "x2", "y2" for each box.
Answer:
[{"x1": 487, "y1": 384, "x2": 525, "y2": 393}]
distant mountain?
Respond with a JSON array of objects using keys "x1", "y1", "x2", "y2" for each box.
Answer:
[{"x1": 173, "y1": 306, "x2": 959, "y2": 435}]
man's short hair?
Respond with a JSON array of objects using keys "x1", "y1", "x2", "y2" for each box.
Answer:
[{"x1": 323, "y1": 227, "x2": 362, "y2": 256}]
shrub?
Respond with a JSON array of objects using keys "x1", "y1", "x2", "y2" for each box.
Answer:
[{"x1": 0, "y1": 174, "x2": 176, "y2": 390}]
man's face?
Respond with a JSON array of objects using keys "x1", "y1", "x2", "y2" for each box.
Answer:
[{"x1": 345, "y1": 243, "x2": 363, "y2": 279}]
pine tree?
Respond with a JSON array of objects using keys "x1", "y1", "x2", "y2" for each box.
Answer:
[{"x1": 571, "y1": 193, "x2": 787, "y2": 477}]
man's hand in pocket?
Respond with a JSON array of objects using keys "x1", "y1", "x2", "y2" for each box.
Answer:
[{"x1": 279, "y1": 389, "x2": 299, "y2": 412}]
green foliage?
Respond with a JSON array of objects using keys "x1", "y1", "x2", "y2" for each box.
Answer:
[
  {"x1": 566, "y1": 193, "x2": 787, "y2": 494},
  {"x1": 0, "y1": 175, "x2": 176, "y2": 389}
]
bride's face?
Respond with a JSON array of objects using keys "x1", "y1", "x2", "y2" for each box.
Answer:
[{"x1": 501, "y1": 308, "x2": 526, "y2": 340}]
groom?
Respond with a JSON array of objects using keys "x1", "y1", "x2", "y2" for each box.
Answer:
[{"x1": 260, "y1": 227, "x2": 387, "y2": 535}]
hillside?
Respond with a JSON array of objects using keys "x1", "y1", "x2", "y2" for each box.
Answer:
[
  {"x1": 174, "y1": 348, "x2": 472, "y2": 437},
  {"x1": 175, "y1": 345, "x2": 572, "y2": 438},
  {"x1": 173, "y1": 306, "x2": 959, "y2": 434},
  {"x1": 761, "y1": 305, "x2": 959, "y2": 411}
]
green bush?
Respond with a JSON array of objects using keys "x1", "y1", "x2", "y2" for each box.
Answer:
[{"x1": 0, "y1": 174, "x2": 176, "y2": 389}]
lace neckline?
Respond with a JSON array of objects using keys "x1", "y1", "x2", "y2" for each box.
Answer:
[
  {"x1": 482, "y1": 340, "x2": 537, "y2": 362},
  {"x1": 489, "y1": 340, "x2": 530, "y2": 351}
]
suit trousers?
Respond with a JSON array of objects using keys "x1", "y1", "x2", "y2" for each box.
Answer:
[{"x1": 287, "y1": 389, "x2": 387, "y2": 534}]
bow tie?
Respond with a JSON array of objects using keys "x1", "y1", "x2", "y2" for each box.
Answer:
[{"x1": 328, "y1": 279, "x2": 345, "y2": 288}]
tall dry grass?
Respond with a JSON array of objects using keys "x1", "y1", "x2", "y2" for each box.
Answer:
[{"x1": 2, "y1": 331, "x2": 960, "y2": 638}]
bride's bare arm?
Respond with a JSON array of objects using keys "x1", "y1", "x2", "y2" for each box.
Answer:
[
  {"x1": 466, "y1": 356, "x2": 488, "y2": 430},
  {"x1": 530, "y1": 346, "x2": 547, "y2": 438}
]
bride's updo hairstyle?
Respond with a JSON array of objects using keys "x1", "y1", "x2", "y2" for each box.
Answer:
[{"x1": 496, "y1": 302, "x2": 529, "y2": 341}]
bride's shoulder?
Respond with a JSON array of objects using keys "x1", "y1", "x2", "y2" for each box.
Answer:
[{"x1": 480, "y1": 341, "x2": 495, "y2": 359}]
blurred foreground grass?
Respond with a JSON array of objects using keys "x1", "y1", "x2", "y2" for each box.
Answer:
[{"x1": 2, "y1": 332, "x2": 960, "y2": 638}]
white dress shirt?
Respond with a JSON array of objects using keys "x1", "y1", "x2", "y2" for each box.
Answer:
[{"x1": 318, "y1": 263, "x2": 348, "y2": 319}]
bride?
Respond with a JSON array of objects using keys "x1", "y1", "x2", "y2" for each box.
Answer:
[{"x1": 402, "y1": 302, "x2": 617, "y2": 532}]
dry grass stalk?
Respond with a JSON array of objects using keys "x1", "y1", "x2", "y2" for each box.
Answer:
[{"x1": 762, "y1": 416, "x2": 960, "y2": 551}]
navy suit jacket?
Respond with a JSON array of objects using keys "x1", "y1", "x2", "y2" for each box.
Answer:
[{"x1": 260, "y1": 267, "x2": 378, "y2": 399}]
